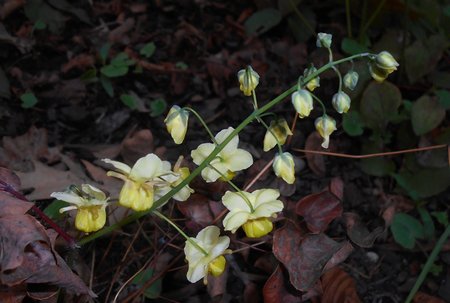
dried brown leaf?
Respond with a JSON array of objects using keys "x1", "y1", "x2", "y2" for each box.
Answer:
[
  {"x1": 177, "y1": 194, "x2": 214, "y2": 232},
  {"x1": 413, "y1": 292, "x2": 445, "y2": 303},
  {"x1": 320, "y1": 267, "x2": 361, "y2": 303},
  {"x1": 305, "y1": 132, "x2": 326, "y2": 176},
  {"x1": 120, "y1": 129, "x2": 154, "y2": 165},
  {"x1": 263, "y1": 265, "x2": 302, "y2": 303},
  {"x1": 343, "y1": 212, "x2": 384, "y2": 248}
]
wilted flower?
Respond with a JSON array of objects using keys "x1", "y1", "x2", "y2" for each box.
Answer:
[
  {"x1": 303, "y1": 66, "x2": 320, "y2": 91},
  {"x1": 369, "y1": 51, "x2": 399, "y2": 82},
  {"x1": 263, "y1": 119, "x2": 293, "y2": 152},
  {"x1": 332, "y1": 91, "x2": 351, "y2": 114},
  {"x1": 237, "y1": 66, "x2": 260, "y2": 96},
  {"x1": 273, "y1": 152, "x2": 295, "y2": 184},
  {"x1": 343, "y1": 71, "x2": 359, "y2": 90},
  {"x1": 191, "y1": 127, "x2": 253, "y2": 183},
  {"x1": 291, "y1": 89, "x2": 314, "y2": 118},
  {"x1": 314, "y1": 115, "x2": 337, "y2": 149},
  {"x1": 165, "y1": 105, "x2": 189, "y2": 144},
  {"x1": 103, "y1": 154, "x2": 171, "y2": 211},
  {"x1": 222, "y1": 189, "x2": 284, "y2": 238},
  {"x1": 184, "y1": 226, "x2": 231, "y2": 283},
  {"x1": 51, "y1": 184, "x2": 109, "y2": 233},
  {"x1": 316, "y1": 32, "x2": 332, "y2": 48}
]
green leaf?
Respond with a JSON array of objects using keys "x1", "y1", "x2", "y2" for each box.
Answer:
[
  {"x1": 111, "y1": 52, "x2": 135, "y2": 67},
  {"x1": 360, "y1": 81, "x2": 402, "y2": 131},
  {"x1": 392, "y1": 167, "x2": 450, "y2": 200},
  {"x1": 24, "y1": 0, "x2": 66, "y2": 33},
  {"x1": 0, "y1": 67, "x2": 10, "y2": 99},
  {"x1": 341, "y1": 38, "x2": 369, "y2": 55},
  {"x1": 360, "y1": 157, "x2": 396, "y2": 177},
  {"x1": 244, "y1": 8, "x2": 282, "y2": 36},
  {"x1": 286, "y1": 8, "x2": 316, "y2": 43},
  {"x1": 132, "y1": 268, "x2": 161, "y2": 299},
  {"x1": 20, "y1": 92, "x2": 38, "y2": 108},
  {"x1": 44, "y1": 200, "x2": 68, "y2": 220},
  {"x1": 418, "y1": 207, "x2": 435, "y2": 239},
  {"x1": 100, "y1": 65, "x2": 128, "y2": 78},
  {"x1": 99, "y1": 43, "x2": 111, "y2": 64},
  {"x1": 149, "y1": 98, "x2": 167, "y2": 117},
  {"x1": 390, "y1": 213, "x2": 425, "y2": 249},
  {"x1": 34, "y1": 19, "x2": 47, "y2": 30},
  {"x1": 100, "y1": 75, "x2": 114, "y2": 97},
  {"x1": 140, "y1": 42, "x2": 156, "y2": 58},
  {"x1": 411, "y1": 95, "x2": 446, "y2": 135},
  {"x1": 80, "y1": 68, "x2": 97, "y2": 82},
  {"x1": 120, "y1": 94, "x2": 137, "y2": 109},
  {"x1": 435, "y1": 90, "x2": 450, "y2": 109},
  {"x1": 342, "y1": 111, "x2": 364, "y2": 136},
  {"x1": 431, "y1": 211, "x2": 449, "y2": 227},
  {"x1": 175, "y1": 61, "x2": 188, "y2": 70}
]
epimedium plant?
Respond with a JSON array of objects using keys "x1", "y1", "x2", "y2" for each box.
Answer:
[{"x1": 49, "y1": 33, "x2": 399, "y2": 286}]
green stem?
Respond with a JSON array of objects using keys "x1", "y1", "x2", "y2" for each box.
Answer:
[
  {"x1": 345, "y1": 0, "x2": 353, "y2": 38},
  {"x1": 153, "y1": 210, "x2": 209, "y2": 256},
  {"x1": 311, "y1": 93, "x2": 327, "y2": 115},
  {"x1": 360, "y1": 0, "x2": 387, "y2": 40},
  {"x1": 405, "y1": 224, "x2": 450, "y2": 303},
  {"x1": 358, "y1": 0, "x2": 368, "y2": 42},
  {"x1": 259, "y1": 118, "x2": 284, "y2": 155},
  {"x1": 327, "y1": 48, "x2": 343, "y2": 92},
  {"x1": 183, "y1": 107, "x2": 217, "y2": 144},
  {"x1": 77, "y1": 52, "x2": 371, "y2": 246},
  {"x1": 289, "y1": 0, "x2": 315, "y2": 36}
]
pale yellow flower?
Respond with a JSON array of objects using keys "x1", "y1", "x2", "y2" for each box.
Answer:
[
  {"x1": 263, "y1": 119, "x2": 293, "y2": 152},
  {"x1": 316, "y1": 32, "x2": 332, "y2": 48},
  {"x1": 103, "y1": 154, "x2": 171, "y2": 211},
  {"x1": 51, "y1": 184, "x2": 109, "y2": 233},
  {"x1": 222, "y1": 189, "x2": 284, "y2": 238},
  {"x1": 369, "y1": 51, "x2": 399, "y2": 82},
  {"x1": 291, "y1": 89, "x2": 314, "y2": 118},
  {"x1": 184, "y1": 226, "x2": 230, "y2": 283},
  {"x1": 164, "y1": 105, "x2": 189, "y2": 144},
  {"x1": 303, "y1": 66, "x2": 320, "y2": 91},
  {"x1": 237, "y1": 66, "x2": 260, "y2": 96},
  {"x1": 191, "y1": 127, "x2": 253, "y2": 183},
  {"x1": 332, "y1": 91, "x2": 351, "y2": 114},
  {"x1": 273, "y1": 152, "x2": 295, "y2": 184},
  {"x1": 343, "y1": 71, "x2": 359, "y2": 90},
  {"x1": 314, "y1": 115, "x2": 337, "y2": 149},
  {"x1": 154, "y1": 156, "x2": 194, "y2": 202}
]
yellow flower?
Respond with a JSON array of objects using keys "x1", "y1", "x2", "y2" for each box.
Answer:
[
  {"x1": 303, "y1": 66, "x2": 320, "y2": 91},
  {"x1": 273, "y1": 152, "x2": 295, "y2": 184},
  {"x1": 103, "y1": 154, "x2": 172, "y2": 211},
  {"x1": 51, "y1": 184, "x2": 109, "y2": 233},
  {"x1": 291, "y1": 89, "x2": 314, "y2": 118},
  {"x1": 314, "y1": 115, "x2": 337, "y2": 149},
  {"x1": 164, "y1": 105, "x2": 189, "y2": 144},
  {"x1": 263, "y1": 119, "x2": 293, "y2": 152},
  {"x1": 332, "y1": 91, "x2": 351, "y2": 114},
  {"x1": 237, "y1": 66, "x2": 260, "y2": 96},
  {"x1": 154, "y1": 156, "x2": 194, "y2": 202},
  {"x1": 369, "y1": 51, "x2": 399, "y2": 82},
  {"x1": 191, "y1": 127, "x2": 253, "y2": 183},
  {"x1": 343, "y1": 71, "x2": 359, "y2": 90},
  {"x1": 184, "y1": 226, "x2": 230, "y2": 283},
  {"x1": 222, "y1": 189, "x2": 284, "y2": 238}
]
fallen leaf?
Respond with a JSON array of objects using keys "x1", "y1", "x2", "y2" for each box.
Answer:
[
  {"x1": 329, "y1": 176, "x2": 344, "y2": 200},
  {"x1": 109, "y1": 17, "x2": 135, "y2": 44},
  {"x1": 61, "y1": 53, "x2": 95, "y2": 73},
  {"x1": 0, "y1": 284, "x2": 26, "y2": 303},
  {"x1": 0, "y1": 167, "x2": 21, "y2": 190},
  {"x1": 81, "y1": 159, "x2": 121, "y2": 199},
  {"x1": 343, "y1": 212, "x2": 384, "y2": 248},
  {"x1": 0, "y1": 192, "x2": 34, "y2": 217},
  {"x1": 262, "y1": 265, "x2": 302, "y2": 303},
  {"x1": 320, "y1": 267, "x2": 361, "y2": 303},
  {"x1": 323, "y1": 241, "x2": 354, "y2": 272},
  {"x1": 177, "y1": 194, "x2": 214, "y2": 232},
  {"x1": 304, "y1": 132, "x2": 326, "y2": 176},
  {"x1": 0, "y1": 0, "x2": 25, "y2": 20},
  {"x1": 413, "y1": 292, "x2": 445, "y2": 303},
  {"x1": 120, "y1": 129, "x2": 154, "y2": 165},
  {"x1": 295, "y1": 190, "x2": 342, "y2": 233}
]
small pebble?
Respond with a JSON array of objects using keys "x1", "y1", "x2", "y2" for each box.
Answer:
[{"x1": 366, "y1": 251, "x2": 379, "y2": 263}]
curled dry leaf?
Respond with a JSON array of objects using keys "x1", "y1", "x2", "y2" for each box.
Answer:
[
  {"x1": 177, "y1": 194, "x2": 214, "y2": 232},
  {"x1": 329, "y1": 176, "x2": 344, "y2": 200},
  {"x1": 343, "y1": 212, "x2": 385, "y2": 248},
  {"x1": 295, "y1": 190, "x2": 342, "y2": 234},
  {"x1": 263, "y1": 265, "x2": 302, "y2": 303},
  {"x1": 320, "y1": 267, "x2": 361, "y2": 303}
]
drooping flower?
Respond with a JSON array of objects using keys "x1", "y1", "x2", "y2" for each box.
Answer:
[
  {"x1": 332, "y1": 91, "x2": 351, "y2": 114},
  {"x1": 191, "y1": 127, "x2": 253, "y2": 183},
  {"x1": 184, "y1": 226, "x2": 231, "y2": 284},
  {"x1": 263, "y1": 119, "x2": 293, "y2": 152},
  {"x1": 222, "y1": 189, "x2": 284, "y2": 238},
  {"x1": 291, "y1": 89, "x2": 314, "y2": 118},
  {"x1": 103, "y1": 154, "x2": 172, "y2": 211},
  {"x1": 154, "y1": 156, "x2": 194, "y2": 202},
  {"x1": 303, "y1": 66, "x2": 320, "y2": 91},
  {"x1": 237, "y1": 66, "x2": 260, "y2": 96},
  {"x1": 164, "y1": 105, "x2": 189, "y2": 144},
  {"x1": 315, "y1": 115, "x2": 337, "y2": 149},
  {"x1": 51, "y1": 184, "x2": 109, "y2": 233},
  {"x1": 369, "y1": 51, "x2": 399, "y2": 82},
  {"x1": 273, "y1": 152, "x2": 295, "y2": 184},
  {"x1": 316, "y1": 32, "x2": 332, "y2": 48},
  {"x1": 343, "y1": 71, "x2": 359, "y2": 90}
]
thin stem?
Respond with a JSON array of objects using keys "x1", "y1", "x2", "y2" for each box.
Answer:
[
  {"x1": 252, "y1": 90, "x2": 258, "y2": 110},
  {"x1": 153, "y1": 210, "x2": 208, "y2": 256},
  {"x1": 183, "y1": 107, "x2": 217, "y2": 144},
  {"x1": 311, "y1": 93, "x2": 327, "y2": 114},
  {"x1": 289, "y1": 0, "x2": 315, "y2": 36},
  {"x1": 77, "y1": 52, "x2": 372, "y2": 246},
  {"x1": 358, "y1": 0, "x2": 368, "y2": 42},
  {"x1": 360, "y1": 0, "x2": 387, "y2": 39},
  {"x1": 345, "y1": 0, "x2": 353, "y2": 38},
  {"x1": 405, "y1": 224, "x2": 450, "y2": 303},
  {"x1": 327, "y1": 48, "x2": 343, "y2": 92},
  {"x1": 259, "y1": 118, "x2": 284, "y2": 155}
]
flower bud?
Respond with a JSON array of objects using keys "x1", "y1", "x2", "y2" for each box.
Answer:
[
  {"x1": 303, "y1": 66, "x2": 320, "y2": 91},
  {"x1": 314, "y1": 115, "x2": 337, "y2": 149},
  {"x1": 343, "y1": 71, "x2": 359, "y2": 90},
  {"x1": 316, "y1": 32, "x2": 332, "y2": 48},
  {"x1": 375, "y1": 51, "x2": 399, "y2": 73},
  {"x1": 164, "y1": 105, "x2": 189, "y2": 144},
  {"x1": 292, "y1": 89, "x2": 314, "y2": 118},
  {"x1": 242, "y1": 218, "x2": 273, "y2": 238},
  {"x1": 332, "y1": 91, "x2": 351, "y2": 114},
  {"x1": 273, "y1": 152, "x2": 295, "y2": 184},
  {"x1": 237, "y1": 66, "x2": 260, "y2": 96},
  {"x1": 263, "y1": 118, "x2": 293, "y2": 151}
]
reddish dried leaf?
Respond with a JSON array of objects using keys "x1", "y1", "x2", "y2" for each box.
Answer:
[
  {"x1": 329, "y1": 176, "x2": 344, "y2": 200},
  {"x1": 273, "y1": 223, "x2": 346, "y2": 291},
  {"x1": 0, "y1": 192, "x2": 33, "y2": 217},
  {"x1": 321, "y1": 267, "x2": 361, "y2": 303},
  {"x1": 61, "y1": 54, "x2": 95, "y2": 73},
  {"x1": 323, "y1": 241, "x2": 354, "y2": 272},
  {"x1": 177, "y1": 194, "x2": 214, "y2": 232},
  {"x1": 382, "y1": 205, "x2": 396, "y2": 227},
  {"x1": 109, "y1": 18, "x2": 135, "y2": 43},
  {"x1": 120, "y1": 129, "x2": 154, "y2": 165},
  {"x1": 296, "y1": 190, "x2": 342, "y2": 233},
  {"x1": 243, "y1": 282, "x2": 261, "y2": 303},
  {"x1": 263, "y1": 265, "x2": 301, "y2": 303},
  {"x1": 81, "y1": 159, "x2": 121, "y2": 198},
  {"x1": 305, "y1": 132, "x2": 326, "y2": 176},
  {"x1": 413, "y1": 292, "x2": 445, "y2": 303},
  {"x1": 0, "y1": 284, "x2": 26, "y2": 303},
  {"x1": 343, "y1": 212, "x2": 384, "y2": 248},
  {"x1": 0, "y1": 167, "x2": 21, "y2": 190}
]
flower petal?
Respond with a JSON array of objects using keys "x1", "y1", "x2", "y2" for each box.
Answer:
[
  {"x1": 102, "y1": 159, "x2": 131, "y2": 175},
  {"x1": 191, "y1": 143, "x2": 215, "y2": 165},
  {"x1": 130, "y1": 153, "x2": 164, "y2": 181},
  {"x1": 201, "y1": 161, "x2": 228, "y2": 183},
  {"x1": 222, "y1": 191, "x2": 252, "y2": 212},
  {"x1": 196, "y1": 225, "x2": 220, "y2": 246},
  {"x1": 186, "y1": 261, "x2": 207, "y2": 283},
  {"x1": 215, "y1": 127, "x2": 238, "y2": 155},
  {"x1": 209, "y1": 236, "x2": 230, "y2": 259},
  {"x1": 50, "y1": 192, "x2": 84, "y2": 205},
  {"x1": 252, "y1": 189, "x2": 280, "y2": 209},
  {"x1": 225, "y1": 149, "x2": 253, "y2": 172},
  {"x1": 223, "y1": 211, "x2": 250, "y2": 233},
  {"x1": 252, "y1": 201, "x2": 284, "y2": 218}
]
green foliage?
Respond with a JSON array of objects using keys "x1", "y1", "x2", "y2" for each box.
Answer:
[
  {"x1": 149, "y1": 98, "x2": 167, "y2": 117},
  {"x1": 390, "y1": 213, "x2": 425, "y2": 249},
  {"x1": 342, "y1": 111, "x2": 364, "y2": 136},
  {"x1": 244, "y1": 8, "x2": 282, "y2": 36},
  {"x1": 20, "y1": 92, "x2": 38, "y2": 108},
  {"x1": 341, "y1": 38, "x2": 369, "y2": 55},
  {"x1": 132, "y1": 268, "x2": 161, "y2": 299},
  {"x1": 140, "y1": 42, "x2": 156, "y2": 58},
  {"x1": 411, "y1": 95, "x2": 446, "y2": 135},
  {"x1": 120, "y1": 94, "x2": 137, "y2": 109},
  {"x1": 100, "y1": 52, "x2": 135, "y2": 78},
  {"x1": 44, "y1": 200, "x2": 68, "y2": 220}
]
